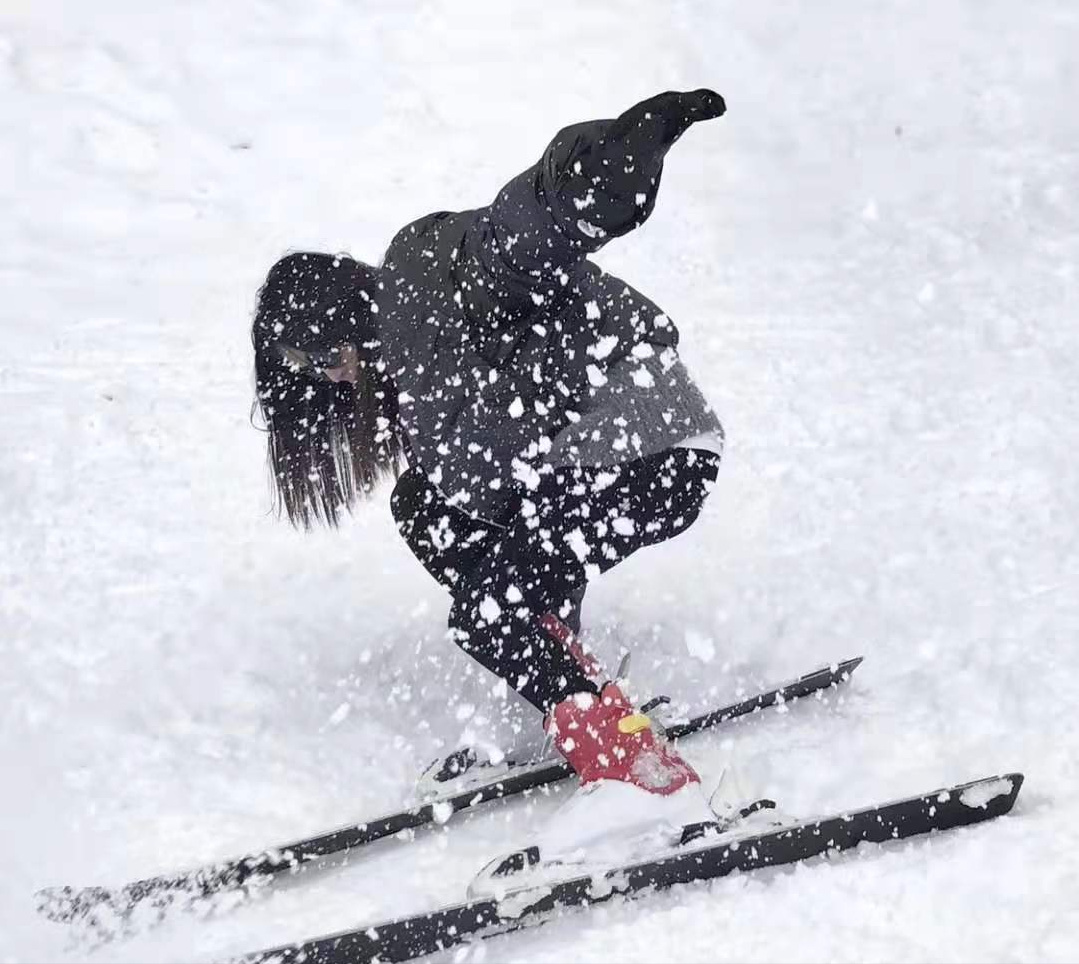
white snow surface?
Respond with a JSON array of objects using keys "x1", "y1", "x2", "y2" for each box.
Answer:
[{"x1": 2, "y1": 1, "x2": 1078, "y2": 961}]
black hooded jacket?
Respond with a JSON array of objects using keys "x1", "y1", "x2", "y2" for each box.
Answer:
[{"x1": 376, "y1": 90, "x2": 726, "y2": 518}]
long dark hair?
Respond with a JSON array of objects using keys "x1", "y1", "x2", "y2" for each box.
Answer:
[{"x1": 251, "y1": 252, "x2": 404, "y2": 528}]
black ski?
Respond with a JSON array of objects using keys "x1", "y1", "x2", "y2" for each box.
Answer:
[
  {"x1": 240, "y1": 771, "x2": 1024, "y2": 964},
  {"x1": 37, "y1": 656, "x2": 862, "y2": 927}
]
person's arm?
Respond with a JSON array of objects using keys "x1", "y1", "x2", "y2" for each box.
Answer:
[
  {"x1": 483, "y1": 89, "x2": 726, "y2": 280},
  {"x1": 383, "y1": 90, "x2": 725, "y2": 327}
]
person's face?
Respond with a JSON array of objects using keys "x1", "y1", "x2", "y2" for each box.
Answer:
[{"x1": 322, "y1": 342, "x2": 359, "y2": 384}]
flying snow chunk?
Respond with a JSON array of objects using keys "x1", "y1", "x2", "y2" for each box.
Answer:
[
  {"x1": 531, "y1": 291, "x2": 545, "y2": 306},
  {"x1": 512, "y1": 459, "x2": 541, "y2": 490},
  {"x1": 612, "y1": 516, "x2": 635, "y2": 536},
  {"x1": 684, "y1": 629, "x2": 716, "y2": 663},
  {"x1": 326, "y1": 702, "x2": 351, "y2": 727},
  {"x1": 508, "y1": 396, "x2": 525, "y2": 418},
  {"x1": 564, "y1": 528, "x2": 591, "y2": 562},
  {"x1": 635, "y1": 192, "x2": 648, "y2": 206},
  {"x1": 588, "y1": 334, "x2": 619, "y2": 359},
  {"x1": 631, "y1": 367, "x2": 655, "y2": 388},
  {"x1": 586, "y1": 365, "x2": 608, "y2": 387},
  {"x1": 478, "y1": 595, "x2": 502, "y2": 623},
  {"x1": 585, "y1": 300, "x2": 602, "y2": 320}
]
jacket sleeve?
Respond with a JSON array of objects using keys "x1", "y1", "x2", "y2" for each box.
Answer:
[
  {"x1": 517, "y1": 89, "x2": 725, "y2": 251},
  {"x1": 445, "y1": 89, "x2": 727, "y2": 325}
]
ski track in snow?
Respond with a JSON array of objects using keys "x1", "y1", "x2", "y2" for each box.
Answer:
[{"x1": 2, "y1": 0, "x2": 1077, "y2": 961}]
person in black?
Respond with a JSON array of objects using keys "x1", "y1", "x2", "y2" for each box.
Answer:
[{"x1": 251, "y1": 89, "x2": 727, "y2": 721}]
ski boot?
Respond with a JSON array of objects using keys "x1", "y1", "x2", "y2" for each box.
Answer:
[{"x1": 469, "y1": 682, "x2": 720, "y2": 896}]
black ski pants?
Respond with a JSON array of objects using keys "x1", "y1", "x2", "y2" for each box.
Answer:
[{"x1": 390, "y1": 448, "x2": 719, "y2": 714}]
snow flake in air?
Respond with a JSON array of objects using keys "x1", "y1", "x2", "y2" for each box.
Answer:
[
  {"x1": 508, "y1": 396, "x2": 525, "y2": 418},
  {"x1": 564, "y1": 528, "x2": 591, "y2": 562},
  {"x1": 478, "y1": 595, "x2": 502, "y2": 623},
  {"x1": 592, "y1": 470, "x2": 620, "y2": 491},
  {"x1": 326, "y1": 702, "x2": 351, "y2": 726},
  {"x1": 573, "y1": 190, "x2": 596, "y2": 210},
  {"x1": 587, "y1": 334, "x2": 619, "y2": 359},
  {"x1": 512, "y1": 459, "x2": 541, "y2": 490},
  {"x1": 684, "y1": 628, "x2": 716, "y2": 663}
]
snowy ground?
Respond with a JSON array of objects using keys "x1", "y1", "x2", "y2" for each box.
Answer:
[{"x1": 2, "y1": 0, "x2": 1077, "y2": 961}]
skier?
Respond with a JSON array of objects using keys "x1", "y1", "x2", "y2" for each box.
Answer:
[{"x1": 251, "y1": 89, "x2": 728, "y2": 866}]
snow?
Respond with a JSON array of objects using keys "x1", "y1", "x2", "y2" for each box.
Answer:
[
  {"x1": 588, "y1": 334, "x2": 619, "y2": 359},
  {"x1": 2, "y1": 0, "x2": 1078, "y2": 962},
  {"x1": 960, "y1": 777, "x2": 1016, "y2": 811},
  {"x1": 684, "y1": 629, "x2": 716, "y2": 664},
  {"x1": 478, "y1": 596, "x2": 503, "y2": 624}
]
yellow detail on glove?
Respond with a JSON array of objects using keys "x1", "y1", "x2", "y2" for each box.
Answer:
[{"x1": 617, "y1": 713, "x2": 652, "y2": 735}]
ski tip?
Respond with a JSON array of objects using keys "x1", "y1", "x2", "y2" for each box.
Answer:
[
  {"x1": 839, "y1": 656, "x2": 865, "y2": 675},
  {"x1": 1004, "y1": 771, "x2": 1025, "y2": 803},
  {"x1": 949, "y1": 772, "x2": 1025, "y2": 817},
  {"x1": 992, "y1": 771, "x2": 1025, "y2": 815}
]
